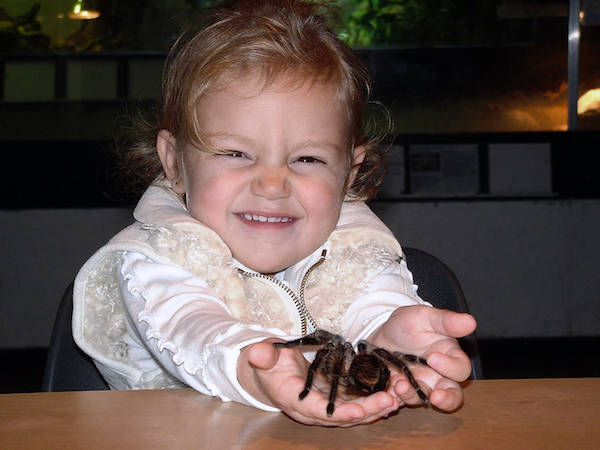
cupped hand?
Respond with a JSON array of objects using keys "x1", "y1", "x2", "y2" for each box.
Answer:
[
  {"x1": 369, "y1": 305, "x2": 477, "y2": 412},
  {"x1": 240, "y1": 339, "x2": 401, "y2": 426}
]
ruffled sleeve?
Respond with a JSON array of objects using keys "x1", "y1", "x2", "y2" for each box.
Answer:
[{"x1": 118, "y1": 251, "x2": 287, "y2": 411}]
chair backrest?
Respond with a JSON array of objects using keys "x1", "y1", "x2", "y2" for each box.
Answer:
[
  {"x1": 42, "y1": 283, "x2": 109, "y2": 392},
  {"x1": 403, "y1": 247, "x2": 484, "y2": 379},
  {"x1": 42, "y1": 247, "x2": 482, "y2": 391}
]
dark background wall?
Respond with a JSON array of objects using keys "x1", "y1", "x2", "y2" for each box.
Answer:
[{"x1": 1, "y1": 0, "x2": 599, "y2": 391}]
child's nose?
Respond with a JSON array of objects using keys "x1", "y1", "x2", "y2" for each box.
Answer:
[{"x1": 251, "y1": 166, "x2": 291, "y2": 199}]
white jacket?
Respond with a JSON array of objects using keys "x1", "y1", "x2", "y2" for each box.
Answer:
[{"x1": 73, "y1": 183, "x2": 427, "y2": 411}]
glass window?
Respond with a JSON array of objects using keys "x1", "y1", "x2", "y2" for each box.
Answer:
[
  {"x1": 579, "y1": 0, "x2": 600, "y2": 130},
  {"x1": 1, "y1": 1, "x2": 598, "y2": 136},
  {"x1": 335, "y1": 1, "x2": 573, "y2": 133}
]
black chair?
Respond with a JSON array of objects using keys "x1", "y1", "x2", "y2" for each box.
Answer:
[
  {"x1": 42, "y1": 283, "x2": 109, "y2": 392},
  {"x1": 403, "y1": 247, "x2": 483, "y2": 380},
  {"x1": 42, "y1": 247, "x2": 482, "y2": 391}
]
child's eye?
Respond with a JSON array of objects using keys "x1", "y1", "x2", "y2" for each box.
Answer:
[
  {"x1": 296, "y1": 156, "x2": 324, "y2": 164},
  {"x1": 222, "y1": 150, "x2": 246, "y2": 158}
]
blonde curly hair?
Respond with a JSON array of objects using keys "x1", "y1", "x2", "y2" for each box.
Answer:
[{"x1": 120, "y1": 0, "x2": 387, "y2": 201}]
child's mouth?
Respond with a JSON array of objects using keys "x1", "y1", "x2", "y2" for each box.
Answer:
[
  {"x1": 237, "y1": 213, "x2": 296, "y2": 225},
  {"x1": 242, "y1": 214, "x2": 293, "y2": 223}
]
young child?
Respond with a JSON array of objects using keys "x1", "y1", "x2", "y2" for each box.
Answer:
[{"x1": 73, "y1": 0, "x2": 476, "y2": 426}]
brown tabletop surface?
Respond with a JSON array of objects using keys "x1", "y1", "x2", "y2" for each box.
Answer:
[{"x1": 1, "y1": 378, "x2": 599, "y2": 449}]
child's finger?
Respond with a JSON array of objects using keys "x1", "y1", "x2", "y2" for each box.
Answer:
[
  {"x1": 247, "y1": 340, "x2": 279, "y2": 370},
  {"x1": 287, "y1": 390, "x2": 398, "y2": 427},
  {"x1": 300, "y1": 397, "x2": 365, "y2": 424},
  {"x1": 427, "y1": 350, "x2": 472, "y2": 382},
  {"x1": 429, "y1": 386, "x2": 463, "y2": 412},
  {"x1": 393, "y1": 378, "x2": 430, "y2": 406},
  {"x1": 279, "y1": 389, "x2": 365, "y2": 426},
  {"x1": 346, "y1": 391, "x2": 399, "y2": 421},
  {"x1": 429, "y1": 309, "x2": 477, "y2": 339}
]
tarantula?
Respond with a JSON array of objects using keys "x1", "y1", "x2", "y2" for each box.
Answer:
[{"x1": 273, "y1": 329, "x2": 429, "y2": 416}]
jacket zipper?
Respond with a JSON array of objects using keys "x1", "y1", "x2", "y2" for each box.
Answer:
[{"x1": 238, "y1": 249, "x2": 327, "y2": 335}]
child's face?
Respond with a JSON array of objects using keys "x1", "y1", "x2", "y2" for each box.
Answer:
[{"x1": 158, "y1": 76, "x2": 364, "y2": 273}]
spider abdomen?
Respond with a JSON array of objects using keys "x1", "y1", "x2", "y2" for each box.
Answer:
[{"x1": 349, "y1": 354, "x2": 390, "y2": 393}]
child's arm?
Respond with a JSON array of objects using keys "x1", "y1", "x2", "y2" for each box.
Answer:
[
  {"x1": 118, "y1": 252, "x2": 287, "y2": 410},
  {"x1": 336, "y1": 244, "x2": 476, "y2": 413}
]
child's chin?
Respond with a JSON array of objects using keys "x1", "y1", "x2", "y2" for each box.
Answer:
[{"x1": 239, "y1": 256, "x2": 290, "y2": 274}]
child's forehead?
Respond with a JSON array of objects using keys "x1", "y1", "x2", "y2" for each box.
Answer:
[
  {"x1": 206, "y1": 69, "x2": 342, "y2": 101},
  {"x1": 185, "y1": 73, "x2": 352, "y2": 153},
  {"x1": 182, "y1": 69, "x2": 354, "y2": 151}
]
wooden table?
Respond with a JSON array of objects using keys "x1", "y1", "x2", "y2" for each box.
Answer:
[{"x1": 1, "y1": 379, "x2": 599, "y2": 449}]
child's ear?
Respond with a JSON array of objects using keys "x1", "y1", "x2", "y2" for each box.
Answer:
[
  {"x1": 157, "y1": 129, "x2": 186, "y2": 194},
  {"x1": 346, "y1": 145, "x2": 366, "y2": 189}
]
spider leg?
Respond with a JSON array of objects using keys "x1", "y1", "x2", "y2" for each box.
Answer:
[
  {"x1": 326, "y1": 345, "x2": 346, "y2": 416},
  {"x1": 373, "y1": 348, "x2": 429, "y2": 404},
  {"x1": 273, "y1": 336, "x2": 319, "y2": 348},
  {"x1": 399, "y1": 353, "x2": 428, "y2": 366},
  {"x1": 357, "y1": 341, "x2": 369, "y2": 353},
  {"x1": 298, "y1": 345, "x2": 330, "y2": 400},
  {"x1": 273, "y1": 329, "x2": 341, "y2": 348},
  {"x1": 272, "y1": 331, "x2": 357, "y2": 416}
]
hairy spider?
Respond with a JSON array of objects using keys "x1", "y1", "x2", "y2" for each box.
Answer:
[{"x1": 273, "y1": 329, "x2": 429, "y2": 416}]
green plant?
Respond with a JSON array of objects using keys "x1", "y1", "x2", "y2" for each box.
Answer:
[
  {"x1": 0, "y1": 3, "x2": 50, "y2": 51},
  {"x1": 337, "y1": 0, "x2": 495, "y2": 47}
]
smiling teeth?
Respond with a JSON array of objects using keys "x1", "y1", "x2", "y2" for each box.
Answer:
[{"x1": 243, "y1": 214, "x2": 292, "y2": 223}]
